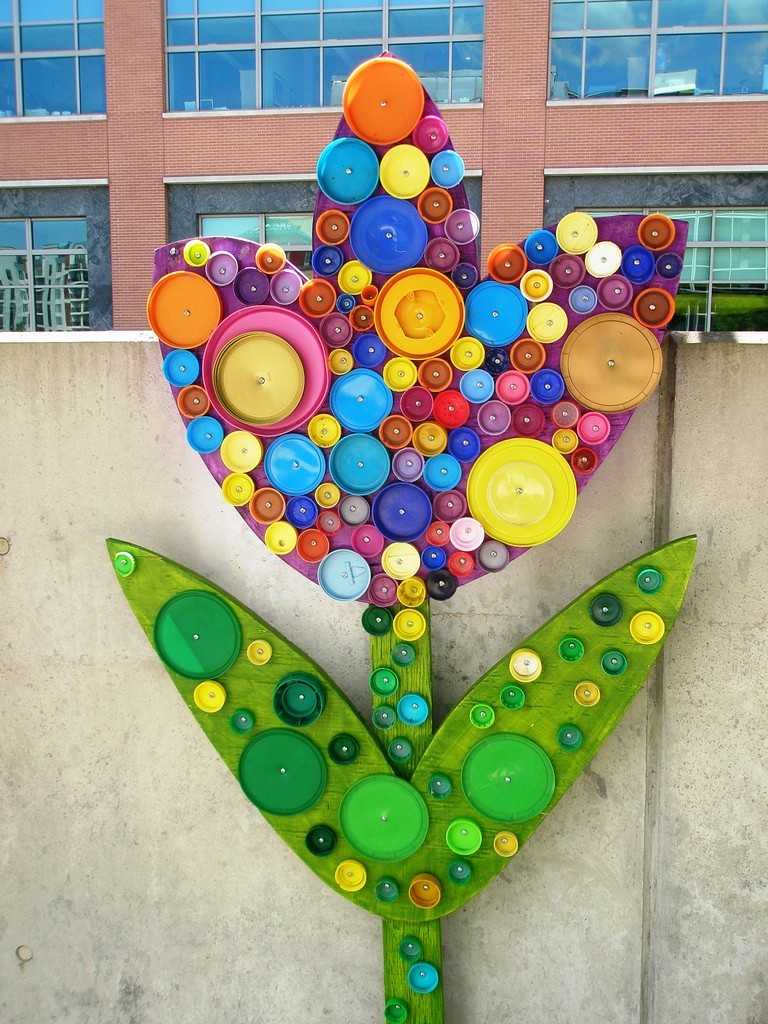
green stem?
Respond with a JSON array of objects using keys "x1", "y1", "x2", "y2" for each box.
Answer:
[{"x1": 382, "y1": 918, "x2": 445, "y2": 1024}]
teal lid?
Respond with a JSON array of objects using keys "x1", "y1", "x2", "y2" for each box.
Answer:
[
  {"x1": 590, "y1": 592, "x2": 623, "y2": 626},
  {"x1": 388, "y1": 737, "x2": 413, "y2": 763},
  {"x1": 392, "y1": 642, "x2": 416, "y2": 667},
  {"x1": 636, "y1": 566, "x2": 664, "y2": 593},
  {"x1": 370, "y1": 666, "x2": 400, "y2": 696},
  {"x1": 230, "y1": 708, "x2": 254, "y2": 733},
  {"x1": 557, "y1": 723, "x2": 584, "y2": 750},
  {"x1": 273, "y1": 674, "x2": 325, "y2": 726},
  {"x1": 428, "y1": 773, "x2": 452, "y2": 799},
  {"x1": 448, "y1": 859, "x2": 472, "y2": 884},
  {"x1": 399, "y1": 936, "x2": 423, "y2": 961},
  {"x1": 375, "y1": 877, "x2": 400, "y2": 903},
  {"x1": 601, "y1": 649, "x2": 628, "y2": 675},
  {"x1": 372, "y1": 705, "x2": 396, "y2": 730}
]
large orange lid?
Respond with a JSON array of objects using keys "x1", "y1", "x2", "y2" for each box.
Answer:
[
  {"x1": 343, "y1": 56, "x2": 425, "y2": 146},
  {"x1": 147, "y1": 271, "x2": 222, "y2": 349}
]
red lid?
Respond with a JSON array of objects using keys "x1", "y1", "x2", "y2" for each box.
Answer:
[{"x1": 433, "y1": 389, "x2": 470, "y2": 429}]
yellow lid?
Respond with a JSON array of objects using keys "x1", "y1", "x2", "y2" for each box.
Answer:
[
  {"x1": 219, "y1": 430, "x2": 263, "y2": 473},
  {"x1": 493, "y1": 830, "x2": 519, "y2": 857},
  {"x1": 380, "y1": 144, "x2": 430, "y2": 199},
  {"x1": 183, "y1": 238, "x2": 211, "y2": 267},
  {"x1": 247, "y1": 639, "x2": 273, "y2": 666},
  {"x1": 221, "y1": 472, "x2": 256, "y2": 507},
  {"x1": 337, "y1": 259, "x2": 373, "y2": 295},
  {"x1": 214, "y1": 331, "x2": 305, "y2": 426},
  {"x1": 412, "y1": 421, "x2": 447, "y2": 456},
  {"x1": 193, "y1": 680, "x2": 226, "y2": 713},
  {"x1": 526, "y1": 302, "x2": 569, "y2": 344},
  {"x1": 629, "y1": 610, "x2": 666, "y2": 645},
  {"x1": 383, "y1": 356, "x2": 418, "y2": 392},
  {"x1": 574, "y1": 681, "x2": 601, "y2": 707},
  {"x1": 555, "y1": 212, "x2": 599, "y2": 255},
  {"x1": 375, "y1": 269, "x2": 465, "y2": 360},
  {"x1": 329, "y1": 348, "x2": 354, "y2": 375},
  {"x1": 397, "y1": 577, "x2": 427, "y2": 608},
  {"x1": 520, "y1": 269, "x2": 553, "y2": 303},
  {"x1": 508, "y1": 648, "x2": 542, "y2": 682},
  {"x1": 382, "y1": 542, "x2": 421, "y2": 580},
  {"x1": 335, "y1": 859, "x2": 367, "y2": 892},
  {"x1": 552, "y1": 428, "x2": 579, "y2": 454},
  {"x1": 308, "y1": 413, "x2": 342, "y2": 448},
  {"x1": 450, "y1": 336, "x2": 485, "y2": 370},
  {"x1": 315, "y1": 482, "x2": 341, "y2": 508},
  {"x1": 393, "y1": 608, "x2": 427, "y2": 641},
  {"x1": 264, "y1": 520, "x2": 298, "y2": 555}
]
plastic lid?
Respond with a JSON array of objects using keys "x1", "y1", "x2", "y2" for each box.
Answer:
[
  {"x1": 376, "y1": 269, "x2": 465, "y2": 360},
  {"x1": 465, "y1": 281, "x2": 526, "y2": 347},
  {"x1": 369, "y1": 574, "x2": 398, "y2": 608},
  {"x1": 334, "y1": 859, "x2": 367, "y2": 892},
  {"x1": 329, "y1": 348, "x2": 353, "y2": 375},
  {"x1": 448, "y1": 859, "x2": 473, "y2": 884},
  {"x1": 418, "y1": 186, "x2": 453, "y2": 225},
  {"x1": 384, "y1": 356, "x2": 419, "y2": 392},
  {"x1": 376, "y1": 876, "x2": 401, "y2": 902},
  {"x1": 425, "y1": 568, "x2": 457, "y2": 601},
  {"x1": 493, "y1": 831, "x2": 519, "y2": 858},
  {"x1": 183, "y1": 239, "x2": 211, "y2": 267},
  {"x1": 445, "y1": 817, "x2": 482, "y2": 855},
  {"x1": 590, "y1": 592, "x2": 623, "y2": 626},
  {"x1": 362, "y1": 605, "x2": 393, "y2": 637},
  {"x1": 639, "y1": 212, "x2": 676, "y2": 250},
  {"x1": 524, "y1": 229, "x2": 558, "y2": 266},
  {"x1": 526, "y1": 302, "x2": 568, "y2": 344},
  {"x1": 369, "y1": 666, "x2": 400, "y2": 697},
  {"x1": 397, "y1": 577, "x2": 427, "y2": 608},
  {"x1": 113, "y1": 550, "x2": 135, "y2": 578},
  {"x1": 239, "y1": 729, "x2": 327, "y2": 815},
  {"x1": 193, "y1": 680, "x2": 226, "y2": 713},
  {"x1": 177, "y1": 386, "x2": 208, "y2": 421},
  {"x1": 509, "y1": 648, "x2": 542, "y2": 682},
  {"x1": 510, "y1": 338, "x2": 546, "y2": 373},
  {"x1": 423, "y1": 453, "x2": 462, "y2": 492},
  {"x1": 392, "y1": 642, "x2": 416, "y2": 666},
  {"x1": 477, "y1": 539, "x2": 509, "y2": 572},
  {"x1": 428, "y1": 773, "x2": 452, "y2": 799},
  {"x1": 521, "y1": 269, "x2": 553, "y2": 303},
  {"x1": 450, "y1": 336, "x2": 485, "y2": 370},
  {"x1": 372, "y1": 704, "x2": 396, "y2": 729},
  {"x1": 397, "y1": 692, "x2": 429, "y2": 725},
  {"x1": 558, "y1": 635, "x2": 585, "y2": 662},
  {"x1": 220, "y1": 430, "x2": 263, "y2": 473},
  {"x1": 413, "y1": 421, "x2": 447, "y2": 456},
  {"x1": 249, "y1": 487, "x2": 285, "y2": 524},
  {"x1": 329, "y1": 432, "x2": 390, "y2": 495},
  {"x1": 328, "y1": 733, "x2": 360, "y2": 764},
  {"x1": 330, "y1": 368, "x2": 393, "y2": 433},
  {"x1": 154, "y1": 590, "x2": 242, "y2": 680},
  {"x1": 469, "y1": 703, "x2": 495, "y2": 728},
  {"x1": 636, "y1": 566, "x2": 664, "y2": 593},
  {"x1": 264, "y1": 520, "x2": 298, "y2": 555},
  {"x1": 601, "y1": 648, "x2": 628, "y2": 675},
  {"x1": 316, "y1": 208, "x2": 350, "y2": 245},
  {"x1": 350, "y1": 195, "x2": 428, "y2": 276},
  {"x1": 407, "y1": 962, "x2": 440, "y2": 994},
  {"x1": 316, "y1": 136, "x2": 379, "y2": 205},
  {"x1": 407, "y1": 875, "x2": 443, "y2": 911},
  {"x1": 380, "y1": 144, "x2": 430, "y2": 200},
  {"x1": 246, "y1": 639, "x2": 272, "y2": 666},
  {"x1": 148, "y1": 272, "x2": 222, "y2": 350},
  {"x1": 230, "y1": 708, "x2": 254, "y2": 733},
  {"x1": 273, "y1": 673, "x2": 325, "y2": 726},
  {"x1": 430, "y1": 148, "x2": 465, "y2": 188},
  {"x1": 372, "y1": 482, "x2": 432, "y2": 542},
  {"x1": 500, "y1": 684, "x2": 526, "y2": 710},
  {"x1": 163, "y1": 349, "x2": 200, "y2": 387},
  {"x1": 399, "y1": 936, "x2": 423, "y2": 961},
  {"x1": 584, "y1": 240, "x2": 622, "y2": 278},
  {"x1": 317, "y1": 548, "x2": 372, "y2": 602},
  {"x1": 557, "y1": 723, "x2": 584, "y2": 750},
  {"x1": 433, "y1": 490, "x2": 467, "y2": 522},
  {"x1": 186, "y1": 415, "x2": 224, "y2": 454},
  {"x1": 393, "y1": 609, "x2": 427, "y2": 642},
  {"x1": 412, "y1": 112, "x2": 449, "y2": 153},
  {"x1": 462, "y1": 733, "x2": 556, "y2": 822},
  {"x1": 340, "y1": 774, "x2": 429, "y2": 861},
  {"x1": 574, "y1": 681, "x2": 601, "y2": 707},
  {"x1": 339, "y1": 494, "x2": 371, "y2": 526},
  {"x1": 556, "y1": 211, "x2": 598, "y2": 254},
  {"x1": 306, "y1": 824, "x2": 337, "y2": 857},
  {"x1": 388, "y1": 736, "x2": 414, "y2": 764},
  {"x1": 343, "y1": 55, "x2": 424, "y2": 145},
  {"x1": 629, "y1": 610, "x2": 666, "y2": 645},
  {"x1": 221, "y1": 472, "x2": 255, "y2": 507}
]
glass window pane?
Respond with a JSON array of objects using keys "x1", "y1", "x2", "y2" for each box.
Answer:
[
  {"x1": 166, "y1": 0, "x2": 194, "y2": 14},
  {"x1": 79, "y1": 55, "x2": 104, "y2": 112},
  {"x1": 200, "y1": 214, "x2": 262, "y2": 242},
  {"x1": 389, "y1": 8, "x2": 450, "y2": 36},
  {"x1": 657, "y1": 0, "x2": 723, "y2": 27},
  {"x1": 22, "y1": 57, "x2": 76, "y2": 115},
  {"x1": 391, "y1": 0, "x2": 445, "y2": 6},
  {"x1": 711, "y1": 247, "x2": 768, "y2": 329},
  {"x1": 323, "y1": 11, "x2": 381, "y2": 39},
  {"x1": 198, "y1": 0, "x2": 254, "y2": 12},
  {"x1": 0, "y1": 0, "x2": 11, "y2": 20},
  {"x1": 34, "y1": 286, "x2": 90, "y2": 329},
  {"x1": 324, "y1": 43, "x2": 380, "y2": 104},
  {"x1": 265, "y1": 214, "x2": 312, "y2": 247},
  {"x1": 167, "y1": 18, "x2": 195, "y2": 45},
  {"x1": 655, "y1": 33, "x2": 721, "y2": 96},
  {"x1": 713, "y1": 246, "x2": 767, "y2": 281},
  {"x1": 0, "y1": 255, "x2": 28, "y2": 285},
  {"x1": 21, "y1": 24, "x2": 76, "y2": 51},
  {"x1": 198, "y1": 16, "x2": 255, "y2": 44},
  {"x1": 454, "y1": 5, "x2": 483, "y2": 33},
  {"x1": 32, "y1": 219, "x2": 86, "y2": 248},
  {"x1": 390, "y1": 42, "x2": 449, "y2": 102},
  {"x1": 262, "y1": 47, "x2": 319, "y2": 107},
  {"x1": 550, "y1": 36, "x2": 582, "y2": 97},
  {"x1": 168, "y1": 51, "x2": 196, "y2": 110},
  {"x1": 452, "y1": 41, "x2": 482, "y2": 102},
  {"x1": 21, "y1": 0, "x2": 73, "y2": 21},
  {"x1": 728, "y1": 0, "x2": 768, "y2": 24},
  {"x1": 33, "y1": 252, "x2": 87, "y2": 283},
  {"x1": 324, "y1": 0, "x2": 379, "y2": 8},
  {"x1": 0, "y1": 58, "x2": 15, "y2": 115},
  {"x1": 659, "y1": 209, "x2": 713, "y2": 242},
  {"x1": 261, "y1": 14, "x2": 319, "y2": 42},
  {"x1": 714, "y1": 209, "x2": 768, "y2": 242},
  {"x1": 552, "y1": 1, "x2": 584, "y2": 31},
  {"x1": 0, "y1": 26, "x2": 13, "y2": 50},
  {"x1": 0, "y1": 222, "x2": 27, "y2": 250},
  {"x1": 200, "y1": 50, "x2": 255, "y2": 109},
  {"x1": 585, "y1": 35, "x2": 649, "y2": 96},
  {"x1": 262, "y1": 0, "x2": 318, "y2": 10},
  {"x1": 78, "y1": 22, "x2": 104, "y2": 47},
  {"x1": 78, "y1": 0, "x2": 103, "y2": 17},
  {"x1": 587, "y1": 1, "x2": 650, "y2": 29},
  {"x1": 724, "y1": 32, "x2": 768, "y2": 95},
  {"x1": 0, "y1": 286, "x2": 32, "y2": 331}
]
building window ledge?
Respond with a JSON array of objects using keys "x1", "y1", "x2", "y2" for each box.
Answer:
[
  {"x1": 162, "y1": 103, "x2": 483, "y2": 119},
  {"x1": 547, "y1": 95, "x2": 768, "y2": 108},
  {"x1": 0, "y1": 113, "x2": 107, "y2": 125}
]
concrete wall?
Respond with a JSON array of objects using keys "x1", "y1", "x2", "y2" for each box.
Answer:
[{"x1": 1, "y1": 339, "x2": 766, "y2": 1024}]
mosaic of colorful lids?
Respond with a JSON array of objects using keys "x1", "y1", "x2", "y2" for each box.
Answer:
[{"x1": 148, "y1": 53, "x2": 688, "y2": 607}]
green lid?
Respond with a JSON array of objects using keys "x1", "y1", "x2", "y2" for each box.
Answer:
[
  {"x1": 428, "y1": 773, "x2": 452, "y2": 799},
  {"x1": 305, "y1": 823, "x2": 337, "y2": 856},
  {"x1": 445, "y1": 817, "x2": 482, "y2": 855},
  {"x1": 448, "y1": 859, "x2": 472, "y2": 884},
  {"x1": 557, "y1": 723, "x2": 583, "y2": 750},
  {"x1": 273, "y1": 674, "x2": 325, "y2": 726},
  {"x1": 590, "y1": 592, "x2": 623, "y2": 626},
  {"x1": 375, "y1": 876, "x2": 400, "y2": 902},
  {"x1": 384, "y1": 997, "x2": 409, "y2": 1023},
  {"x1": 362, "y1": 605, "x2": 393, "y2": 636},
  {"x1": 328, "y1": 733, "x2": 360, "y2": 764},
  {"x1": 462, "y1": 733, "x2": 555, "y2": 823},
  {"x1": 372, "y1": 705, "x2": 396, "y2": 730},
  {"x1": 230, "y1": 708, "x2": 254, "y2": 733},
  {"x1": 339, "y1": 774, "x2": 429, "y2": 861},
  {"x1": 154, "y1": 590, "x2": 242, "y2": 680},
  {"x1": 392, "y1": 642, "x2": 416, "y2": 667},
  {"x1": 500, "y1": 684, "x2": 526, "y2": 710},
  {"x1": 239, "y1": 729, "x2": 327, "y2": 815},
  {"x1": 113, "y1": 550, "x2": 136, "y2": 577},
  {"x1": 388, "y1": 737, "x2": 413, "y2": 763},
  {"x1": 399, "y1": 936, "x2": 423, "y2": 961},
  {"x1": 469, "y1": 703, "x2": 495, "y2": 729},
  {"x1": 369, "y1": 666, "x2": 400, "y2": 696},
  {"x1": 601, "y1": 649, "x2": 628, "y2": 675},
  {"x1": 636, "y1": 566, "x2": 664, "y2": 594},
  {"x1": 558, "y1": 635, "x2": 585, "y2": 662}
]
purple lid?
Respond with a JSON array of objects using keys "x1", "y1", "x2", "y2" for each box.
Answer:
[
  {"x1": 597, "y1": 274, "x2": 633, "y2": 311},
  {"x1": 270, "y1": 267, "x2": 303, "y2": 306},
  {"x1": 432, "y1": 489, "x2": 467, "y2": 522},
  {"x1": 399, "y1": 387, "x2": 433, "y2": 422},
  {"x1": 550, "y1": 253, "x2": 585, "y2": 289},
  {"x1": 424, "y1": 236, "x2": 460, "y2": 272},
  {"x1": 234, "y1": 267, "x2": 270, "y2": 305},
  {"x1": 452, "y1": 262, "x2": 480, "y2": 289},
  {"x1": 477, "y1": 399, "x2": 512, "y2": 436},
  {"x1": 392, "y1": 447, "x2": 425, "y2": 482},
  {"x1": 320, "y1": 312, "x2": 353, "y2": 347},
  {"x1": 445, "y1": 209, "x2": 480, "y2": 245},
  {"x1": 205, "y1": 251, "x2": 238, "y2": 287},
  {"x1": 369, "y1": 573, "x2": 398, "y2": 607}
]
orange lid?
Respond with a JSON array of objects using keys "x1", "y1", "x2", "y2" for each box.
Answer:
[
  {"x1": 360, "y1": 284, "x2": 379, "y2": 307},
  {"x1": 633, "y1": 287, "x2": 675, "y2": 329},
  {"x1": 417, "y1": 186, "x2": 453, "y2": 224},
  {"x1": 299, "y1": 279, "x2": 336, "y2": 318},
  {"x1": 418, "y1": 357, "x2": 453, "y2": 392},
  {"x1": 147, "y1": 271, "x2": 222, "y2": 350},
  {"x1": 379, "y1": 414, "x2": 414, "y2": 450},
  {"x1": 316, "y1": 208, "x2": 350, "y2": 245},
  {"x1": 255, "y1": 243, "x2": 286, "y2": 274},
  {"x1": 638, "y1": 213, "x2": 676, "y2": 251},
  {"x1": 249, "y1": 487, "x2": 286, "y2": 524},
  {"x1": 296, "y1": 527, "x2": 330, "y2": 564},
  {"x1": 176, "y1": 384, "x2": 210, "y2": 418},
  {"x1": 488, "y1": 243, "x2": 527, "y2": 284},
  {"x1": 408, "y1": 873, "x2": 442, "y2": 910},
  {"x1": 349, "y1": 305, "x2": 374, "y2": 331},
  {"x1": 343, "y1": 56, "x2": 425, "y2": 146},
  {"x1": 510, "y1": 337, "x2": 546, "y2": 373}
]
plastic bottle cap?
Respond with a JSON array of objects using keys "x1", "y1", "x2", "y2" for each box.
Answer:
[
  {"x1": 380, "y1": 143, "x2": 431, "y2": 199},
  {"x1": 264, "y1": 520, "x2": 298, "y2": 555},
  {"x1": 382, "y1": 542, "x2": 422, "y2": 580},
  {"x1": 176, "y1": 384, "x2": 210, "y2": 418},
  {"x1": 500, "y1": 684, "x2": 526, "y2": 710},
  {"x1": 193, "y1": 680, "x2": 226, "y2": 714},
  {"x1": 601, "y1": 649, "x2": 628, "y2": 675},
  {"x1": 571, "y1": 446, "x2": 599, "y2": 475},
  {"x1": 255, "y1": 242, "x2": 286, "y2": 275},
  {"x1": 524, "y1": 228, "x2": 559, "y2": 266},
  {"x1": 584, "y1": 240, "x2": 623, "y2": 278},
  {"x1": 239, "y1": 729, "x2": 327, "y2": 815},
  {"x1": 230, "y1": 708, "x2": 254, "y2": 733},
  {"x1": 315, "y1": 482, "x2": 341, "y2": 508},
  {"x1": 221, "y1": 472, "x2": 255, "y2": 507},
  {"x1": 372, "y1": 704, "x2": 396, "y2": 729},
  {"x1": 113, "y1": 550, "x2": 136, "y2": 578},
  {"x1": 163, "y1": 348, "x2": 200, "y2": 387},
  {"x1": 306, "y1": 824, "x2": 337, "y2": 857},
  {"x1": 509, "y1": 648, "x2": 542, "y2": 682},
  {"x1": 384, "y1": 357, "x2": 419, "y2": 392},
  {"x1": 328, "y1": 733, "x2": 360, "y2": 764},
  {"x1": 574, "y1": 681, "x2": 601, "y2": 707},
  {"x1": 459, "y1": 369, "x2": 495, "y2": 404},
  {"x1": 339, "y1": 494, "x2": 371, "y2": 526},
  {"x1": 430, "y1": 147, "x2": 465, "y2": 188},
  {"x1": 448, "y1": 859, "x2": 473, "y2": 884},
  {"x1": 446, "y1": 551, "x2": 473, "y2": 578},
  {"x1": 183, "y1": 238, "x2": 211, "y2": 267},
  {"x1": 296, "y1": 528, "x2": 330, "y2": 564},
  {"x1": 530, "y1": 368, "x2": 566, "y2": 405},
  {"x1": 247, "y1": 639, "x2": 272, "y2": 666},
  {"x1": 428, "y1": 773, "x2": 452, "y2": 799},
  {"x1": 552, "y1": 428, "x2": 578, "y2": 454},
  {"x1": 552, "y1": 401, "x2": 580, "y2": 429},
  {"x1": 219, "y1": 430, "x2": 263, "y2": 473},
  {"x1": 317, "y1": 548, "x2": 372, "y2": 602},
  {"x1": 330, "y1": 367, "x2": 393, "y2": 433},
  {"x1": 526, "y1": 302, "x2": 569, "y2": 344},
  {"x1": 629, "y1": 610, "x2": 666, "y2": 645},
  {"x1": 186, "y1": 415, "x2": 225, "y2": 455},
  {"x1": 462, "y1": 733, "x2": 555, "y2": 822},
  {"x1": 379, "y1": 414, "x2": 414, "y2": 450},
  {"x1": 426, "y1": 568, "x2": 458, "y2": 601},
  {"x1": 407, "y1": 961, "x2": 440, "y2": 994},
  {"x1": 249, "y1": 487, "x2": 285, "y2": 525},
  {"x1": 417, "y1": 186, "x2": 453, "y2": 224},
  {"x1": 445, "y1": 817, "x2": 482, "y2": 855},
  {"x1": 369, "y1": 666, "x2": 400, "y2": 696},
  {"x1": 418, "y1": 358, "x2": 453, "y2": 394},
  {"x1": 397, "y1": 577, "x2": 427, "y2": 607},
  {"x1": 413, "y1": 112, "x2": 449, "y2": 152},
  {"x1": 470, "y1": 703, "x2": 495, "y2": 728},
  {"x1": 264, "y1": 434, "x2": 325, "y2": 496},
  {"x1": 407, "y1": 875, "x2": 442, "y2": 911},
  {"x1": 557, "y1": 723, "x2": 584, "y2": 750},
  {"x1": 637, "y1": 566, "x2": 664, "y2": 593},
  {"x1": 334, "y1": 859, "x2": 367, "y2": 892},
  {"x1": 399, "y1": 936, "x2": 423, "y2": 961},
  {"x1": 329, "y1": 348, "x2": 354, "y2": 375},
  {"x1": 520, "y1": 269, "x2": 554, "y2": 302},
  {"x1": 487, "y1": 243, "x2": 527, "y2": 284},
  {"x1": 423, "y1": 453, "x2": 462, "y2": 492},
  {"x1": 397, "y1": 691, "x2": 430, "y2": 725},
  {"x1": 638, "y1": 212, "x2": 676, "y2": 250},
  {"x1": 154, "y1": 591, "x2": 241, "y2": 680},
  {"x1": 319, "y1": 509, "x2": 342, "y2": 536},
  {"x1": 590, "y1": 592, "x2": 623, "y2": 626},
  {"x1": 556, "y1": 211, "x2": 598, "y2": 255},
  {"x1": 376, "y1": 877, "x2": 401, "y2": 902},
  {"x1": 449, "y1": 517, "x2": 484, "y2": 552},
  {"x1": 308, "y1": 413, "x2": 342, "y2": 448},
  {"x1": 493, "y1": 830, "x2": 519, "y2": 858},
  {"x1": 393, "y1": 610, "x2": 427, "y2": 643},
  {"x1": 392, "y1": 642, "x2": 416, "y2": 667},
  {"x1": 273, "y1": 673, "x2": 325, "y2": 726},
  {"x1": 412, "y1": 421, "x2": 448, "y2": 456},
  {"x1": 510, "y1": 337, "x2": 546, "y2": 374},
  {"x1": 450, "y1": 336, "x2": 485, "y2": 370},
  {"x1": 388, "y1": 737, "x2": 414, "y2": 764},
  {"x1": 558, "y1": 636, "x2": 584, "y2": 662},
  {"x1": 465, "y1": 281, "x2": 527, "y2": 348},
  {"x1": 496, "y1": 370, "x2": 531, "y2": 406},
  {"x1": 369, "y1": 574, "x2": 398, "y2": 608},
  {"x1": 362, "y1": 605, "x2": 393, "y2": 637},
  {"x1": 477, "y1": 539, "x2": 509, "y2": 572}
]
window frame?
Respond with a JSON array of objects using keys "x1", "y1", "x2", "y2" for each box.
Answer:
[{"x1": 197, "y1": 211, "x2": 314, "y2": 269}]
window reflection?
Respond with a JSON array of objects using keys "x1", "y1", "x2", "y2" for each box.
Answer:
[
  {"x1": 724, "y1": 32, "x2": 768, "y2": 94},
  {"x1": 262, "y1": 47, "x2": 320, "y2": 107},
  {"x1": 200, "y1": 50, "x2": 256, "y2": 110},
  {"x1": 550, "y1": 36, "x2": 582, "y2": 97},
  {"x1": 655, "y1": 32, "x2": 721, "y2": 95},
  {"x1": 324, "y1": 44, "x2": 379, "y2": 104},
  {"x1": 586, "y1": 1, "x2": 650, "y2": 30},
  {"x1": 390, "y1": 42, "x2": 449, "y2": 102},
  {"x1": 585, "y1": 35, "x2": 649, "y2": 97}
]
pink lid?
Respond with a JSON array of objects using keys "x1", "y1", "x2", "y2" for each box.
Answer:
[
  {"x1": 577, "y1": 411, "x2": 611, "y2": 445},
  {"x1": 320, "y1": 312, "x2": 353, "y2": 347},
  {"x1": 270, "y1": 267, "x2": 302, "y2": 305},
  {"x1": 477, "y1": 399, "x2": 512, "y2": 436},
  {"x1": 369, "y1": 573, "x2": 398, "y2": 606},
  {"x1": 449, "y1": 516, "x2": 485, "y2": 552},
  {"x1": 445, "y1": 209, "x2": 480, "y2": 245},
  {"x1": 352, "y1": 524, "x2": 385, "y2": 558},
  {"x1": 496, "y1": 370, "x2": 531, "y2": 406},
  {"x1": 399, "y1": 386, "x2": 434, "y2": 422},
  {"x1": 552, "y1": 400, "x2": 580, "y2": 428},
  {"x1": 432, "y1": 489, "x2": 466, "y2": 522},
  {"x1": 412, "y1": 114, "x2": 450, "y2": 154}
]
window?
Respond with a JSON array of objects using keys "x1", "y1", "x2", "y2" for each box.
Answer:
[
  {"x1": 550, "y1": 0, "x2": 768, "y2": 99},
  {"x1": 0, "y1": 217, "x2": 90, "y2": 331},
  {"x1": 166, "y1": 0, "x2": 483, "y2": 111},
  {"x1": 198, "y1": 213, "x2": 313, "y2": 272},
  {"x1": 0, "y1": 0, "x2": 105, "y2": 117},
  {"x1": 587, "y1": 207, "x2": 768, "y2": 330}
]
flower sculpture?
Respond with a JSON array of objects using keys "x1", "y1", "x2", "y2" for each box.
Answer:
[{"x1": 112, "y1": 54, "x2": 698, "y2": 1024}]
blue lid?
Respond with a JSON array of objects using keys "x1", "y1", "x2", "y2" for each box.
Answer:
[
  {"x1": 423, "y1": 453, "x2": 462, "y2": 492},
  {"x1": 459, "y1": 368, "x2": 495, "y2": 404},
  {"x1": 431, "y1": 149, "x2": 465, "y2": 189},
  {"x1": 397, "y1": 693, "x2": 430, "y2": 726},
  {"x1": 316, "y1": 137, "x2": 380, "y2": 206},
  {"x1": 524, "y1": 229, "x2": 559, "y2": 265},
  {"x1": 448, "y1": 426, "x2": 481, "y2": 462},
  {"x1": 452, "y1": 262, "x2": 479, "y2": 289},
  {"x1": 163, "y1": 349, "x2": 200, "y2": 387},
  {"x1": 285, "y1": 495, "x2": 319, "y2": 530},
  {"x1": 568, "y1": 284, "x2": 598, "y2": 314},
  {"x1": 317, "y1": 548, "x2": 372, "y2": 602},
  {"x1": 330, "y1": 368, "x2": 394, "y2": 432},
  {"x1": 186, "y1": 415, "x2": 224, "y2": 454},
  {"x1": 622, "y1": 244, "x2": 656, "y2": 284},
  {"x1": 352, "y1": 333, "x2": 388, "y2": 368},
  {"x1": 311, "y1": 245, "x2": 344, "y2": 277},
  {"x1": 337, "y1": 292, "x2": 356, "y2": 313},
  {"x1": 407, "y1": 961, "x2": 440, "y2": 994},
  {"x1": 530, "y1": 368, "x2": 566, "y2": 404},
  {"x1": 484, "y1": 348, "x2": 510, "y2": 376},
  {"x1": 657, "y1": 251, "x2": 683, "y2": 279},
  {"x1": 329, "y1": 433, "x2": 391, "y2": 495},
  {"x1": 372, "y1": 482, "x2": 432, "y2": 541},
  {"x1": 264, "y1": 434, "x2": 326, "y2": 496},
  {"x1": 422, "y1": 545, "x2": 447, "y2": 571},
  {"x1": 464, "y1": 281, "x2": 527, "y2": 346},
  {"x1": 350, "y1": 196, "x2": 428, "y2": 275}
]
